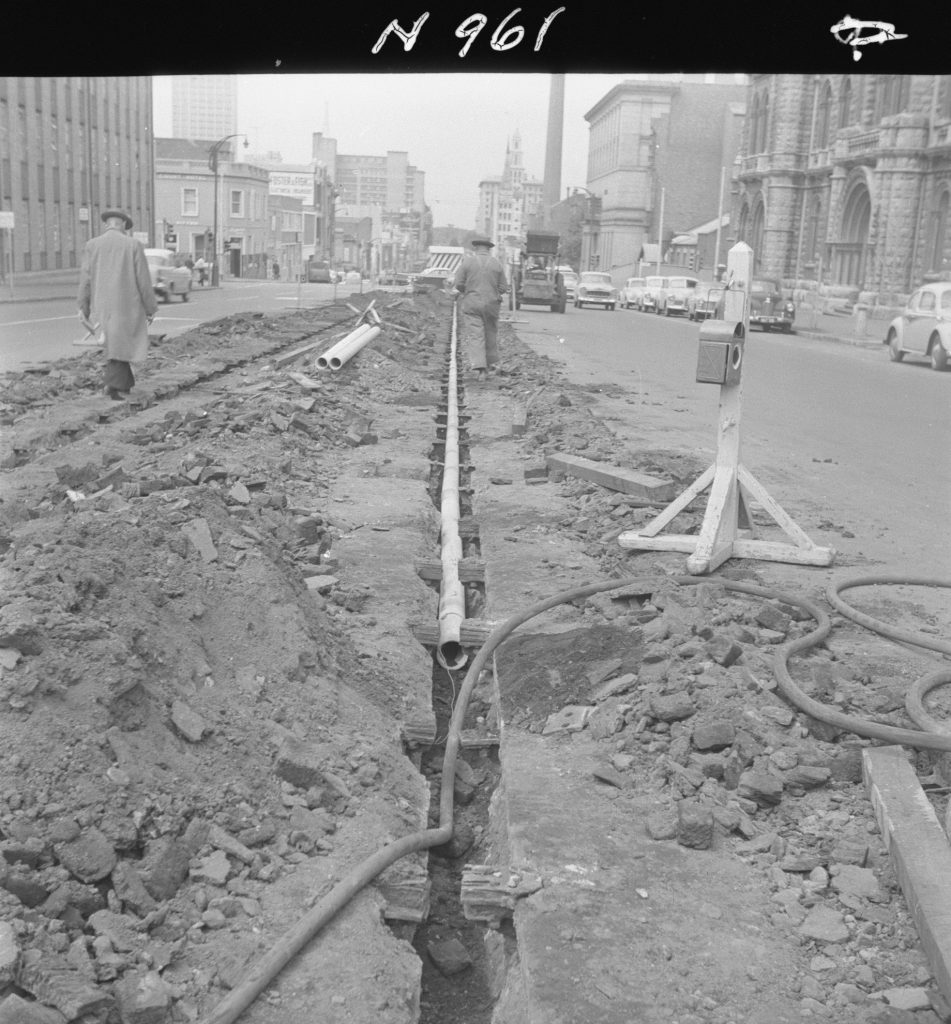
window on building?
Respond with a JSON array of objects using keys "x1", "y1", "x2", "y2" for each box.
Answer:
[
  {"x1": 815, "y1": 80, "x2": 833, "y2": 148},
  {"x1": 230, "y1": 190, "x2": 244, "y2": 217},
  {"x1": 182, "y1": 187, "x2": 198, "y2": 217},
  {"x1": 940, "y1": 78, "x2": 951, "y2": 121},
  {"x1": 838, "y1": 78, "x2": 853, "y2": 129},
  {"x1": 878, "y1": 76, "x2": 910, "y2": 119}
]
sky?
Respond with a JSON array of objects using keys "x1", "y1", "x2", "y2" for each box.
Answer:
[{"x1": 152, "y1": 74, "x2": 746, "y2": 230}]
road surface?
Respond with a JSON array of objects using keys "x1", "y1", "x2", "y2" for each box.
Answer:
[{"x1": 508, "y1": 302, "x2": 950, "y2": 579}]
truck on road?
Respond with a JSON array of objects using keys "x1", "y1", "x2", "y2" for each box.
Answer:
[{"x1": 514, "y1": 232, "x2": 567, "y2": 313}]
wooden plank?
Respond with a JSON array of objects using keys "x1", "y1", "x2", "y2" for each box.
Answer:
[
  {"x1": 415, "y1": 559, "x2": 486, "y2": 583},
  {"x1": 863, "y1": 746, "x2": 951, "y2": 1005},
  {"x1": 545, "y1": 453, "x2": 678, "y2": 501},
  {"x1": 411, "y1": 621, "x2": 493, "y2": 647}
]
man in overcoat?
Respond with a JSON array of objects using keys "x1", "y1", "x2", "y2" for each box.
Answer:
[
  {"x1": 452, "y1": 236, "x2": 508, "y2": 381},
  {"x1": 78, "y1": 209, "x2": 158, "y2": 399}
]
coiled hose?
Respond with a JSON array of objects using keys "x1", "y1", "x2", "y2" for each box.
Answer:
[{"x1": 202, "y1": 572, "x2": 951, "y2": 1024}]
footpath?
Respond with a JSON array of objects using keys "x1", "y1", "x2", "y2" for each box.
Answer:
[{"x1": 0, "y1": 271, "x2": 884, "y2": 352}]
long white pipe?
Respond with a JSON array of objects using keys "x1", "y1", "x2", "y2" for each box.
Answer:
[
  {"x1": 315, "y1": 323, "x2": 374, "y2": 369},
  {"x1": 329, "y1": 325, "x2": 381, "y2": 370},
  {"x1": 437, "y1": 304, "x2": 467, "y2": 671}
]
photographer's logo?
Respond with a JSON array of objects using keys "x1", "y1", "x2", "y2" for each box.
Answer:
[{"x1": 831, "y1": 15, "x2": 907, "y2": 61}]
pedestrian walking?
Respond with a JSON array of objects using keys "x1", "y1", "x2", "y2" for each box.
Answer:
[
  {"x1": 194, "y1": 256, "x2": 207, "y2": 286},
  {"x1": 77, "y1": 209, "x2": 158, "y2": 400},
  {"x1": 451, "y1": 236, "x2": 508, "y2": 382},
  {"x1": 272, "y1": 261, "x2": 280, "y2": 280}
]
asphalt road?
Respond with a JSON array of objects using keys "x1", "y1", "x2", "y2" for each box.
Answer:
[
  {"x1": 0, "y1": 278, "x2": 379, "y2": 373},
  {"x1": 508, "y1": 302, "x2": 951, "y2": 578}
]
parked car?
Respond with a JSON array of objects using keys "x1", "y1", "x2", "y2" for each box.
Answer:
[
  {"x1": 574, "y1": 272, "x2": 618, "y2": 310},
  {"x1": 657, "y1": 275, "x2": 699, "y2": 316},
  {"x1": 687, "y1": 286, "x2": 725, "y2": 321},
  {"x1": 144, "y1": 249, "x2": 191, "y2": 302},
  {"x1": 749, "y1": 278, "x2": 795, "y2": 332},
  {"x1": 640, "y1": 276, "x2": 667, "y2": 313},
  {"x1": 561, "y1": 271, "x2": 579, "y2": 301},
  {"x1": 619, "y1": 277, "x2": 645, "y2": 310},
  {"x1": 884, "y1": 281, "x2": 951, "y2": 371}
]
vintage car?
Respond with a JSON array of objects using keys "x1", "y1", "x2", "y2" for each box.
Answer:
[
  {"x1": 687, "y1": 286, "x2": 725, "y2": 321},
  {"x1": 657, "y1": 275, "x2": 699, "y2": 316},
  {"x1": 619, "y1": 277, "x2": 645, "y2": 310},
  {"x1": 413, "y1": 266, "x2": 457, "y2": 294},
  {"x1": 640, "y1": 276, "x2": 667, "y2": 313},
  {"x1": 144, "y1": 249, "x2": 191, "y2": 302},
  {"x1": 884, "y1": 281, "x2": 951, "y2": 371},
  {"x1": 749, "y1": 278, "x2": 795, "y2": 332},
  {"x1": 574, "y1": 272, "x2": 617, "y2": 310},
  {"x1": 560, "y1": 270, "x2": 579, "y2": 301}
]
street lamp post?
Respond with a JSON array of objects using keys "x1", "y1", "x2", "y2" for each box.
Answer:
[{"x1": 208, "y1": 134, "x2": 248, "y2": 288}]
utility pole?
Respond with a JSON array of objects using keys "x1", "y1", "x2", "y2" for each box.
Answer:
[{"x1": 713, "y1": 167, "x2": 726, "y2": 279}]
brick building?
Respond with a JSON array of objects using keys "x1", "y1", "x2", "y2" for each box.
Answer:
[
  {"x1": 733, "y1": 74, "x2": 951, "y2": 301},
  {"x1": 583, "y1": 78, "x2": 746, "y2": 285}
]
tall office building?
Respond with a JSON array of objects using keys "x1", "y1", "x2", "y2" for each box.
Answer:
[
  {"x1": 171, "y1": 76, "x2": 237, "y2": 141},
  {"x1": 0, "y1": 76, "x2": 154, "y2": 276}
]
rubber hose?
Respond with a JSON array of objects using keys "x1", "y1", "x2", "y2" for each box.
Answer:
[
  {"x1": 201, "y1": 572, "x2": 951, "y2": 1024},
  {"x1": 826, "y1": 574, "x2": 951, "y2": 657}
]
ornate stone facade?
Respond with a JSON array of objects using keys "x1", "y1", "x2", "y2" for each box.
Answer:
[{"x1": 733, "y1": 75, "x2": 951, "y2": 301}]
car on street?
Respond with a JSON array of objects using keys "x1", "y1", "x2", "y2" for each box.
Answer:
[
  {"x1": 413, "y1": 266, "x2": 455, "y2": 293},
  {"x1": 574, "y1": 272, "x2": 618, "y2": 310},
  {"x1": 884, "y1": 281, "x2": 951, "y2": 371},
  {"x1": 749, "y1": 278, "x2": 795, "y2": 332},
  {"x1": 657, "y1": 275, "x2": 699, "y2": 316},
  {"x1": 640, "y1": 276, "x2": 667, "y2": 313},
  {"x1": 619, "y1": 277, "x2": 646, "y2": 310},
  {"x1": 561, "y1": 271, "x2": 579, "y2": 301},
  {"x1": 306, "y1": 259, "x2": 335, "y2": 283},
  {"x1": 144, "y1": 249, "x2": 192, "y2": 302},
  {"x1": 687, "y1": 286, "x2": 725, "y2": 321}
]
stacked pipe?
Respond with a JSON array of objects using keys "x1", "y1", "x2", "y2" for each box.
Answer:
[
  {"x1": 316, "y1": 309, "x2": 382, "y2": 370},
  {"x1": 436, "y1": 304, "x2": 467, "y2": 671}
]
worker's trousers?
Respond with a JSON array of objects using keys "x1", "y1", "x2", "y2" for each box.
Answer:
[{"x1": 460, "y1": 302, "x2": 501, "y2": 369}]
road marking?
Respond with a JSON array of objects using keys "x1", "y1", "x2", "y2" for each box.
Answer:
[
  {"x1": 153, "y1": 316, "x2": 201, "y2": 322},
  {"x1": 0, "y1": 314, "x2": 78, "y2": 327}
]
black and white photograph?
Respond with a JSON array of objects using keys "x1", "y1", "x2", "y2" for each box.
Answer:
[{"x1": 1, "y1": 7, "x2": 950, "y2": 1024}]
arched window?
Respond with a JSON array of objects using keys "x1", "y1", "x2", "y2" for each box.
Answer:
[
  {"x1": 932, "y1": 190, "x2": 950, "y2": 273},
  {"x1": 736, "y1": 203, "x2": 750, "y2": 244},
  {"x1": 758, "y1": 92, "x2": 770, "y2": 153},
  {"x1": 749, "y1": 89, "x2": 769, "y2": 154},
  {"x1": 815, "y1": 80, "x2": 833, "y2": 148},
  {"x1": 838, "y1": 78, "x2": 853, "y2": 129}
]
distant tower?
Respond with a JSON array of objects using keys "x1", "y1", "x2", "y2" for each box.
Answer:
[
  {"x1": 171, "y1": 76, "x2": 237, "y2": 140},
  {"x1": 542, "y1": 74, "x2": 565, "y2": 224}
]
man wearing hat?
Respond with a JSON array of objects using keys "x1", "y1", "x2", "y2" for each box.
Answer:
[
  {"x1": 78, "y1": 209, "x2": 158, "y2": 399},
  {"x1": 451, "y1": 236, "x2": 508, "y2": 382}
]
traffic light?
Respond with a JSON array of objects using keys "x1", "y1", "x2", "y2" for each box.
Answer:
[
  {"x1": 688, "y1": 251, "x2": 696, "y2": 271},
  {"x1": 164, "y1": 232, "x2": 177, "y2": 246},
  {"x1": 697, "y1": 250, "x2": 704, "y2": 271}
]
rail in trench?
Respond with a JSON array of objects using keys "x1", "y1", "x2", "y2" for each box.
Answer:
[{"x1": 411, "y1": 304, "x2": 504, "y2": 1023}]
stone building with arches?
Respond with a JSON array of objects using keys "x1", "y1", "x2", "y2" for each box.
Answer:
[{"x1": 732, "y1": 74, "x2": 951, "y2": 303}]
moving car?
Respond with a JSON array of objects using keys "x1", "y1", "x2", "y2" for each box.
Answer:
[
  {"x1": 884, "y1": 281, "x2": 951, "y2": 371},
  {"x1": 144, "y1": 249, "x2": 191, "y2": 302},
  {"x1": 413, "y1": 266, "x2": 455, "y2": 293},
  {"x1": 640, "y1": 276, "x2": 667, "y2": 313},
  {"x1": 657, "y1": 275, "x2": 699, "y2": 316},
  {"x1": 574, "y1": 272, "x2": 617, "y2": 310},
  {"x1": 306, "y1": 259, "x2": 335, "y2": 283},
  {"x1": 687, "y1": 286, "x2": 724, "y2": 321},
  {"x1": 749, "y1": 278, "x2": 795, "y2": 332},
  {"x1": 619, "y1": 277, "x2": 645, "y2": 310}
]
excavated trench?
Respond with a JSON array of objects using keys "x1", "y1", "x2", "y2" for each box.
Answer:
[{"x1": 408, "y1": 311, "x2": 505, "y2": 1024}]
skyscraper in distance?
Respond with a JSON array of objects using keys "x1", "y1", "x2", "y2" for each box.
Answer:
[{"x1": 171, "y1": 76, "x2": 237, "y2": 140}]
